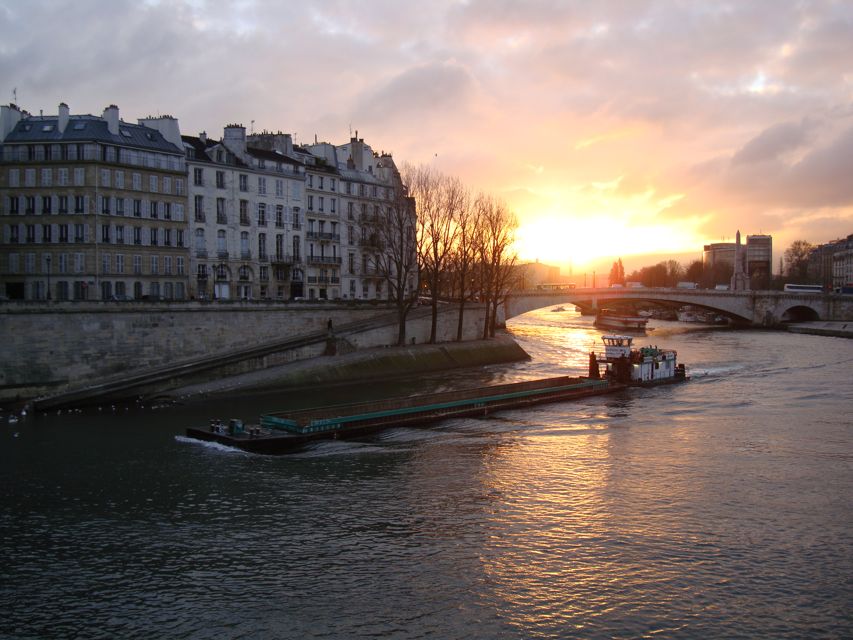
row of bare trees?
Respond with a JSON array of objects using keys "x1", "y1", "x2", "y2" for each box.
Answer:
[{"x1": 368, "y1": 164, "x2": 519, "y2": 345}]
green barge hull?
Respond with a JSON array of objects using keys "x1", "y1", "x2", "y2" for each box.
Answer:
[{"x1": 185, "y1": 376, "x2": 622, "y2": 454}]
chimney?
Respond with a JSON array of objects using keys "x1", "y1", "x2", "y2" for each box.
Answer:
[
  {"x1": 58, "y1": 102, "x2": 69, "y2": 132},
  {"x1": 222, "y1": 124, "x2": 247, "y2": 157},
  {"x1": 137, "y1": 115, "x2": 183, "y2": 150},
  {"x1": 199, "y1": 131, "x2": 207, "y2": 144},
  {"x1": 103, "y1": 104, "x2": 119, "y2": 135}
]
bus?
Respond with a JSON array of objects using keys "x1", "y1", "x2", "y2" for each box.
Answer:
[
  {"x1": 783, "y1": 284, "x2": 823, "y2": 293},
  {"x1": 536, "y1": 283, "x2": 577, "y2": 291}
]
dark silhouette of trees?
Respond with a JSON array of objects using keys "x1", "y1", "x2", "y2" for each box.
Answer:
[
  {"x1": 783, "y1": 240, "x2": 815, "y2": 282},
  {"x1": 609, "y1": 258, "x2": 625, "y2": 286}
]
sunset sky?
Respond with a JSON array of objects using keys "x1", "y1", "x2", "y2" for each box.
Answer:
[{"x1": 2, "y1": 0, "x2": 851, "y2": 273}]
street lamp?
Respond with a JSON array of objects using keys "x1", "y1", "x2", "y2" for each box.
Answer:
[{"x1": 46, "y1": 254, "x2": 51, "y2": 300}]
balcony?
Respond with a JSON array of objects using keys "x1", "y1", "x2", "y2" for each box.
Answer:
[
  {"x1": 258, "y1": 254, "x2": 269, "y2": 263},
  {"x1": 359, "y1": 236, "x2": 384, "y2": 250},
  {"x1": 272, "y1": 253, "x2": 296, "y2": 265},
  {"x1": 306, "y1": 231, "x2": 340, "y2": 242},
  {"x1": 240, "y1": 251, "x2": 251, "y2": 260},
  {"x1": 217, "y1": 250, "x2": 229, "y2": 259},
  {"x1": 306, "y1": 255, "x2": 342, "y2": 266},
  {"x1": 196, "y1": 249, "x2": 208, "y2": 258}
]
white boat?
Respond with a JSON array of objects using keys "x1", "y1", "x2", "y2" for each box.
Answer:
[
  {"x1": 594, "y1": 309, "x2": 648, "y2": 332},
  {"x1": 595, "y1": 334, "x2": 687, "y2": 386}
]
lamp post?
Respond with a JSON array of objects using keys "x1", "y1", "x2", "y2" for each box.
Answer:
[{"x1": 46, "y1": 254, "x2": 51, "y2": 300}]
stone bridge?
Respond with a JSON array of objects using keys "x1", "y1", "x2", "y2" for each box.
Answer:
[{"x1": 502, "y1": 288, "x2": 853, "y2": 327}]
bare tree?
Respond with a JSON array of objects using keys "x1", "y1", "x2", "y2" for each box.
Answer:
[
  {"x1": 449, "y1": 190, "x2": 478, "y2": 341},
  {"x1": 476, "y1": 196, "x2": 519, "y2": 338},
  {"x1": 407, "y1": 165, "x2": 462, "y2": 343}
]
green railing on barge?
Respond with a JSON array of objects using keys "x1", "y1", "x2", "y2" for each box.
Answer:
[{"x1": 260, "y1": 378, "x2": 611, "y2": 435}]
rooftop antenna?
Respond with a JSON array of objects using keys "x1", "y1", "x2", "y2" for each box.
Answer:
[
  {"x1": 12, "y1": 87, "x2": 17, "y2": 103},
  {"x1": 250, "y1": 120, "x2": 255, "y2": 135}
]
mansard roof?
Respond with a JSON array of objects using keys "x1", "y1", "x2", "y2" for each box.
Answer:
[{"x1": 5, "y1": 115, "x2": 182, "y2": 154}]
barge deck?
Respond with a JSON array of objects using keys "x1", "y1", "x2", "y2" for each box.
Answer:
[{"x1": 185, "y1": 376, "x2": 622, "y2": 454}]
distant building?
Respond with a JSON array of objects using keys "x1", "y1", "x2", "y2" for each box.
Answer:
[
  {"x1": 0, "y1": 102, "x2": 189, "y2": 300},
  {"x1": 808, "y1": 237, "x2": 848, "y2": 290},
  {"x1": 703, "y1": 242, "x2": 736, "y2": 268},
  {"x1": 831, "y1": 234, "x2": 853, "y2": 290},
  {"x1": 513, "y1": 261, "x2": 562, "y2": 290},
  {"x1": 746, "y1": 234, "x2": 772, "y2": 289}
]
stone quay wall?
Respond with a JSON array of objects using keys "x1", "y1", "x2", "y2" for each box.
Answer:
[{"x1": 0, "y1": 301, "x2": 489, "y2": 404}]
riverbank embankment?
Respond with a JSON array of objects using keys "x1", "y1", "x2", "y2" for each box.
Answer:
[
  {"x1": 786, "y1": 321, "x2": 853, "y2": 339},
  {"x1": 166, "y1": 335, "x2": 530, "y2": 400}
]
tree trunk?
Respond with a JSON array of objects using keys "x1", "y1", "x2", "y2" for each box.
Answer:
[{"x1": 455, "y1": 299, "x2": 466, "y2": 341}]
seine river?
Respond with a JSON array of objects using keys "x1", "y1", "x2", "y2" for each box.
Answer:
[{"x1": 2, "y1": 308, "x2": 852, "y2": 639}]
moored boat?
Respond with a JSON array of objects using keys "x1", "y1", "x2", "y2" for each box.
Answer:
[{"x1": 594, "y1": 308, "x2": 649, "y2": 332}]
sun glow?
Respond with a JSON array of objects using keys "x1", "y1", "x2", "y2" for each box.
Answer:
[{"x1": 513, "y1": 213, "x2": 700, "y2": 271}]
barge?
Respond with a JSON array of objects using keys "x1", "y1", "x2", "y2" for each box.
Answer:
[
  {"x1": 594, "y1": 309, "x2": 649, "y2": 333},
  {"x1": 185, "y1": 335, "x2": 687, "y2": 455}
]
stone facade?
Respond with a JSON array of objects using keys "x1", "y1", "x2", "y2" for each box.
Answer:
[{"x1": 0, "y1": 103, "x2": 190, "y2": 301}]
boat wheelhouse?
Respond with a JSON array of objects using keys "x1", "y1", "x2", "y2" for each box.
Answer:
[{"x1": 598, "y1": 334, "x2": 686, "y2": 385}]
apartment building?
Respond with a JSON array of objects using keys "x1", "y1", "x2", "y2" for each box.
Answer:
[
  {"x1": 182, "y1": 125, "x2": 305, "y2": 300},
  {"x1": 0, "y1": 103, "x2": 189, "y2": 300}
]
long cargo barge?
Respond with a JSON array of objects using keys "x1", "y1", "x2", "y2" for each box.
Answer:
[{"x1": 184, "y1": 334, "x2": 688, "y2": 455}]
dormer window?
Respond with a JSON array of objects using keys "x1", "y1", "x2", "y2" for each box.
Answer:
[
  {"x1": 41, "y1": 124, "x2": 54, "y2": 132},
  {"x1": 120, "y1": 129, "x2": 132, "y2": 138}
]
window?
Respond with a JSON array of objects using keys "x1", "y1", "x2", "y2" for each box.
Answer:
[
  {"x1": 217, "y1": 229, "x2": 226, "y2": 254},
  {"x1": 7, "y1": 196, "x2": 19, "y2": 215},
  {"x1": 175, "y1": 178, "x2": 184, "y2": 196},
  {"x1": 308, "y1": 175, "x2": 314, "y2": 188},
  {"x1": 150, "y1": 255, "x2": 159, "y2": 275},
  {"x1": 101, "y1": 224, "x2": 110, "y2": 243},
  {"x1": 275, "y1": 205, "x2": 284, "y2": 227},
  {"x1": 132, "y1": 173, "x2": 141, "y2": 190},
  {"x1": 74, "y1": 196, "x2": 85, "y2": 214},
  {"x1": 319, "y1": 176, "x2": 324, "y2": 189},
  {"x1": 115, "y1": 171, "x2": 124, "y2": 189},
  {"x1": 42, "y1": 224, "x2": 52, "y2": 242},
  {"x1": 176, "y1": 256, "x2": 185, "y2": 275},
  {"x1": 116, "y1": 254, "x2": 124, "y2": 274},
  {"x1": 164, "y1": 229, "x2": 171, "y2": 246},
  {"x1": 193, "y1": 167, "x2": 204, "y2": 186},
  {"x1": 260, "y1": 266, "x2": 269, "y2": 281},
  {"x1": 25, "y1": 169, "x2": 36, "y2": 187},
  {"x1": 239, "y1": 200, "x2": 249, "y2": 225},
  {"x1": 133, "y1": 255, "x2": 142, "y2": 275},
  {"x1": 239, "y1": 174, "x2": 248, "y2": 192},
  {"x1": 275, "y1": 180, "x2": 283, "y2": 197},
  {"x1": 116, "y1": 225, "x2": 124, "y2": 244},
  {"x1": 42, "y1": 196, "x2": 52, "y2": 214},
  {"x1": 133, "y1": 227, "x2": 142, "y2": 245},
  {"x1": 102, "y1": 254, "x2": 110, "y2": 275},
  {"x1": 176, "y1": 230, "x2": 184, "y2": 247},
  {"x1": 348, "y1": 225, "x2": 354, "y2": 245},
  {"x1": 319, "y1": 197, "x2": 324, "y2": 212},
  {"x1": 74, "y1": 224, "x2": 85, "y2": 242},
  {"x1": 162, "y1": 176, "x2": 171, "y2": 194},
  {"x1": 150, "y1": 201, "x2": 158, "y2": 219},
  {"x1": 7, "y1": 253, "x2": 18, "y2": 272},
  {"x1": 116, "y1": 198, "x2": 125, "y2": 216},
  {"x1": 331, "y1": 198, "x2": 336, "y2": 214},
  {"x1": 101, "y1": 196, "x2": 110, "y2": 215},
  {"x1": 24, "y1": 253, "x2": 35, "y2": 273},
  {"x1": 308, "y1": 195, "x2": 314, "y2": 211},
  {"x1": 8, "y1": 168, "x2": 20, "y2": 187},
  {"x1": 194, "y1": 195, "x2": 204, "y2": 222},
  {"x1": 58, "y1": 196, "x2": 68, "y2": 214},
  {"x1": 42, "y1": 168, "x2": 53, "y2": 187},
  {"x1": 258, "y1": 233, "x2": 267, "y2": 259},
  {"x1": 150, "y1": 228, "x2": 158, "y2": 246},
  {"x1": 216, "y1": 171, "x2": 225, "y2": 189},
  {"x1": 59, "y1": 225, "x2": 69, "y2": 243},
  {"x1": 330, "y1": 178, "x2": 336, "y2": 192},
  {"x1": 164, "y1": 256, "x2": 172, "y2": 275},
  {"x1": 194, "y1": 228, "x2": 205, "y2": 251},
  {"x1": 25, "y1": 196, "x2": 35, "y2": 214},
  {"x1": 258, "y1": 177, "x2": 266, "y2": 195},
  {"x1": 216, "y1": 198, "x2": 227, "y2": 224},
  {"x1": 149, "y1": 175, "x2": 158, "y2": 193},
  {"x1": 26, "y1": 224, "x2": 36, "y2": 243},
  {"x1": 258, "y1": 203, "x2": 266, "y2": 226},
  {"x1": 240, "y1": 232, "x2": 249, "y2": 258},
  {"x1": 74, "y1": 253, "x2": 84, "y2": 274}
]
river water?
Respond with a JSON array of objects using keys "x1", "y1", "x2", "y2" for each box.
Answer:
[{"x1": 2, "y1": 308, "x2": 852, "y2": 639}]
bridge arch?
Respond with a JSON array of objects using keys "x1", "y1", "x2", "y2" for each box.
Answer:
[{"x1": 779, "y1": 305, "x2": 820, "y2": 322}]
